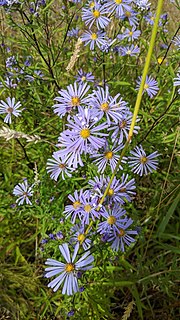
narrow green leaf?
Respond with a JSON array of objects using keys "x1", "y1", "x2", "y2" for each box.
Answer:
[
  {"x1": 157, "y1": 193, "x2": 180, "y2": 235},
  {"x1": 130, "y1": 285, "x2": 144, "y2": 320}
]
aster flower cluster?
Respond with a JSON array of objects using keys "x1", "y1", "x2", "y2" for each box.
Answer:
[{"x1": 40, "y1": 76, "x2": 160, "y2": 296}]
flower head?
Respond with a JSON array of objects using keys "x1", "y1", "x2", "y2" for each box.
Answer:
[
  {"x1": 136, "y1": 75, "x2": 159, "y2": 98},
  {"x1": 0, "y1": 97, "x2": 22, "y2": 124},
  {"x1": 46, "y1": 152, "x2": 75, "y2": 181},
  {"x1": 13, "y1": 179, "x2": 34, "y2": 205},
  {"x1": 128, "y1": 145, "x2": 159, "y2": 176},
  {"x1": 82, "y1": 2, "x2": 110, "y2": 30},
  {"x1": 45, "y1": 243, "x2": 94, "y2": 295}
]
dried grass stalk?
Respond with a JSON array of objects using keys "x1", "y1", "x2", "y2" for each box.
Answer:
[
  {"x1": 0, "y1": 126, "x2": 41, "y2": 143},
  {"x1": 66, "y1": 37, "x2": 83, "y2": 73},
  {"x1": 122, "y1": 300, "x2": 135, "y2": 320}
]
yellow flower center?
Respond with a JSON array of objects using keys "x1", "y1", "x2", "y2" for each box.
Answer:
[
  {"x1": 23, "y1": 192, "x2": 28, "y2": 196},
  {"x1": 125, "y1": 11, "x2": 131, "y2": 17},
  {"x1": 93, "y1": 10, "x2": 100, "y2": 18},
  {"x1": 91, "y1": 33, "x2": 98, "y2": 40},
  {"x1": 65, "y1": 263, "x2": 74, "y2": 272},
  {"x1": 140, "y1": 156, "x2": 148, "y2": 164},
  {"x1": 151, "y1": 16, "x2": 155, "y2": 21},
  {"x1": 107, "y1": 188, "x2": 114, "y2": 196},
  {"x1": 80, "y1": 128, "x2": 90, "y2": 139},
  {"x1": 73, "y1": 201, "x2": 81, "y2": 209},
  {"x1": 78, "y1": 234, "x2": 85, "y2": 242},
  {"x1": 118, "y1": 229, "x2": 125, "y2": 237},
  {"x1": 120, "y1": 120, "x2": 127, "y2": 128},
  {"x1": 107, "y1": 215, "x2": 116, "y2": 225},
  {"x1": 81, "y1": 76, "x2": 86, "y2": 81},
  {"x1": 84, "y1": 204, "x2": 92, "y2": 213},
  {"x1": 115, "y1": 0, "x2": 122, "y2": 4},
  {"x1": 105, "y1": 151, "x2": 113, "y2": 160},
  {"x1": 90, "y1": 1, "x2": 95, "y2": 8},
  {"x1": 59, "y1": 163, "x2": 66, "y2": 169},
  {"x1": 129, "y1": 31, "x2": 133, "y2": 36},
  {"x1": 7, "y1": 107, "x2": 13, "y2": 113},
  {"x1": 144, "y1": 83, "x2": 149, "y2": 90},
  {"x1": 100, "y1": 102, "x2": 109, "y2": 111},
  {"x1": 126, "y1": 50, "x2": 132, "y2": 55},
  {"x1": 71, "y1": 96, "x2": 80, "y2": 107}
]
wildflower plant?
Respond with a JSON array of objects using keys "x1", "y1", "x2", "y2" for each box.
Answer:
[{"x1": 1, "y1": 0, "x2": 180, "y2": 318}]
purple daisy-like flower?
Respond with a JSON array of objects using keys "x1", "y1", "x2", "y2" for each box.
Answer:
[
  {"x1": 45, "y1": 243, "x2": 94, "y2": 294},
  {"x1": 64, "y1": 190, "x2": 84, "y2": 223},
  {"x1": 46, "y1": 152, "x2": 75, "y2": 181},
  {"x1": 89, "y1": 86, "x2": 127, "y2": 125},
  {"x1": 67, "y1": 27, "x2": 79, "y2": 38},
  {"x1": 91, "y1": 142, "x2": 124, "y2": 173},
  {"x1": 136, "y1": 0, "x2": 151, "y2": 11},
  {"x1": 108, "y1": 218, "x2": 138, "y2": 252},
  {"x1": 81, "y1": 30, "x2": 107, "y2": 51},
  {"x1": 13, "y1": 179, "x2": 34, "y2": 205},
  {"x1": 119, "y1": 26, "x2": 141, "y2": 41},
  {"x1": 97, "y1": 205, "x2": 127, "y2": 236},
  {"x1": 128, "y1": 145, "x2": 159, "y2": 176},
  {"x1": 109, "y1": 109, "x2": 140, "y2": 144},
  {"x1": 75, "y1": 69, "x2": 95, "y2": 85},
  {"x1": 119, "y1": 44, "x2": 140, "y2": 56},
  {"x1": 136, "y1": 75, "x2": 159, "y2": 98},
  {"x1": 172, "y1": 35, "x2": 180, "y2": 50},
  {"x1": 0, "y1": 97, "x2": 22, "y2": 124},
  {"x1": 70, "y1": 224, "x2": 91, "y2": 250},
  {"x1": 82, "y1": 2, "x2": 110, "y2": 30},
  {"x1": 57, "y1": 109, "x2": 107, "y2": 168},
  {"x1": 118, "y1": 174, "x2": 136, "y2": 202},
  {"x1": 104, "y1": 0, "x2": 133, "y2": 18},
  {"x1": 80, "y1": 190, "x2": 99, "y2": 225},
  {"x1": 53, "y1": 82, "x2": 90, "y2": 118},
  {"x1": 120, "y1": 9, "x2": 138, "y2": 26},
  {"x1": 106, "y1": 176, "x2": 127, "y2": 205}
]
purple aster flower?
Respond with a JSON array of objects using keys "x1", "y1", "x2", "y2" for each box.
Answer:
[
  {"x1": 13, "y1": 179, "x2": 34, "y2": 205},
  {"x1": 56, "y1": 231, "x2": 64, "y2": 240},
  {"x1": 128, "y1": 145, "x2": 159, "y2": 176},
  {"x1": 45, "y1": 243, "x2": 94, "y2": 294},
  {"x1": 0, "y1": 97, "x2": 22, "y2": 124},
  {"x1": 145, "y1": 12, "x2": 156, "y2": 25},
  {"x1": 120, "y1": 9, "x2": 138, "y2": 26},
  {"x1": 6, "y1": 56, "x2": 17, "y2": 69},
  {"x1": 119, "y1": 26, "x2": 141, "y2": 41},
  {"x1": 105, "y1": 176, "x2": 128, "y2": 205},
  {"x1": 75, "y1": 69, "x2": 95, "y2": 84},
  {"x1": 0, "y1": 0, "x2": 7, "y2": 5},
  {"x1": 108, "y1": 218, "x2": 138, "y2": 252},
  {"x1": 67, "y1": 27, "x2": 79, "y2": 38},
  {"x1": 80, "y1": 190, "x2": 99, "y2": 225},
  {"x1": 70, "y1": 224, "x2": 91, "y2": 250},
  {"x1": 91, "y1": 142, "x2": 124, "y2": 173},
  {"x1": 172, "y1": 35, "x2": 180, "y2": 50},
  {"x1": 119, "y1": 44, "x2": 140, "y2": 56},
  {"x1": 136, "y1": 75, "x2": 159, "y2": 98},
  {"x1": 41, "y1": 238, "x2": 48, "y2": 244},
  {"x1": 89, "y1": 86, "x2": 127, "y2": 125},
  {"x1": 118, "y1": 174, "x2": 136, "y2": 202},
  {"x1": 104, "y1": 0, "x2": 133, "y2": 18},
  {"x1": 109, "y1": 109, "x2": 140, "y2": 144},
  {"x1": 97, "y1": 205, "x2": 127, "y2": 236},
  {"x1": 0, "y1": 77, "x2": 17, "y2": 89},
  {"x1": 53, "y1": 82, "x2": 90, "y2": 118},
  {"x1": 46, "y1": 152, "x2": 75, "y2": 181},
  {"x1": 64, "y1": 190, "x2": 84, "y2": 223},
  {"x1": 82, "y1": 2, "x2": 110, "y2": 30},
  {"x1": 57, "y1": 109, "x2": 107, "y2": 168},
  {"x1": 173, "y1": 70, "x2": 180, "y2": 94},
  {"x1": 49, "y1": 233, "x2": 56, "y2": 240},
  {"x1": 81, "y1": 30, "x2": 107, "y2": 50},
  {"x1": 135, "y1": 0, "x2": 151, "y2": 10},
  {"x1": 67, "y1": 310, "x2": 75, "y2": 317}
]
